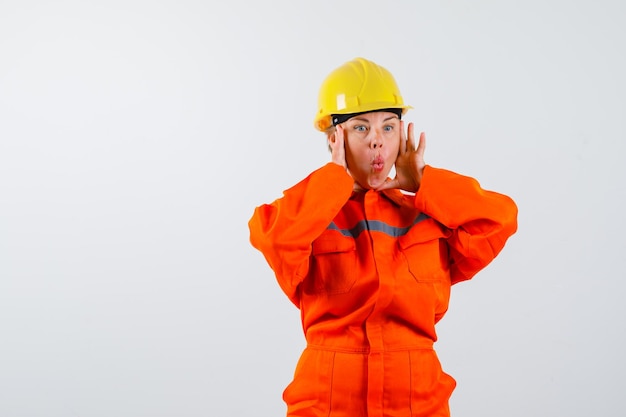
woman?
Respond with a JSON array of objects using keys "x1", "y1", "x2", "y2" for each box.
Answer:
[{"x1": 248, "y1": 57, "x2": 518, "y2": 417}]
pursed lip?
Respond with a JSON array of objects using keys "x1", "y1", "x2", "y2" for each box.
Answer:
[{"x1": 372, "y1": 155, "x2": 385, "y2": 172}]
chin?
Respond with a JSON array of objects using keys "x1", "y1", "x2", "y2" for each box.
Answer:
[
  {"x1": 356, "y1": 173, "x2": 387, "y2": 190},
  {"x1": 367, "y1": 178, "x2": 386, "y2": 190}
]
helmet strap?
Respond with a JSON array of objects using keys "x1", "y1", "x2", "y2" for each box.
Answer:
[{"x1": 332, "y1": 108, "x2": 402, "y2": 126}]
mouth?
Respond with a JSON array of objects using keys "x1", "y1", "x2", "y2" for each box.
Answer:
[{"x1": 372, "y1": 155, "x2": 385, "y2": 172}]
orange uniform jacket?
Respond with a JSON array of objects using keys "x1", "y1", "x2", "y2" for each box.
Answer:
[{"x1": 249, "y1": 163, "x2": 518, "y2": 417}]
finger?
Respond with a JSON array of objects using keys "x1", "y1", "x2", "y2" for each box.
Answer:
[
  {"x1": 335, "y1": 125, "x2": 344, "y2": 146},
  {"x1": 400, "y1": 121, "x2": 407, "y2": 154},
  {"x1": 407, "y1": 122, "x2": 416, "y2": 152},
  {"x1": 330, "y1": 125, "x2": 348, "y2": 168},
  {"x1": 375, "y1": 177, "x2": 398, "y2": 191},
  {"x1": 416, "y1": 131, "x2": 426, "y2": 157}
]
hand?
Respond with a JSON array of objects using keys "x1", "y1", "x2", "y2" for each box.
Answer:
[
  {"x1": 376, "y1": 121, "x2": 426, "y2": 193},
  {"x1": 329, "y1": 124, "x2": 347, "y2": 169}
]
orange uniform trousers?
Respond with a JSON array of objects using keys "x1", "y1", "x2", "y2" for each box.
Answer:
[{"x1": 249, "y1": 163, "x2": 518, "y2": 417}]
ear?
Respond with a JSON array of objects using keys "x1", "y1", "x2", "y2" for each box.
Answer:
[{"x1": 324, "y1": 127, "x2": 336, "y2": 152}]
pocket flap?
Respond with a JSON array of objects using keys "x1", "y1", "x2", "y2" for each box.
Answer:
[
  {"x1": 398, "y1": 219, "x2": 450, "y2": 249},
  {"x1": 312, "y1": 234, "x2": 356, "y2": 255}
]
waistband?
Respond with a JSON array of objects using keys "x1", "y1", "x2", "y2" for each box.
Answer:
[{"x1": 306, "y1": 341, "x2": 434, "y2": 354}]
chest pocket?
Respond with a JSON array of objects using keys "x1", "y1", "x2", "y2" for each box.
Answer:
[
  {"x1": 397, "y1": 220, "x2": 452, "y2": 283},
  {"x1": 303, "y1": 233, "x2": 357, "y2": 295}
]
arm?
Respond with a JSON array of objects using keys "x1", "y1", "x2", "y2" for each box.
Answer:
[
  {"x1": 414, "y1": 166, "x2": 518, "y2": 284},
  {"x1": 248, "y1": 163, "x2": 354, "y2": 305}
]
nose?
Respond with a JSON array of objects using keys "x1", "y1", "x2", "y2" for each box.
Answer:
[{"x1": 370, "y1": 128, "x2": 383, "y2": 149}]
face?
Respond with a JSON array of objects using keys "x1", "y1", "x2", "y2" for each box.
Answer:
[{"x1": 341, "y1": 111, "x2": 401, "y2": 190}]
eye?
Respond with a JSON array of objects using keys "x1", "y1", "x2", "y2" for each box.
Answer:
[
  {"x1": 354, "y1": 125, "x2": 367, "y2": 132},
  {"x1": 383, "y1": 125, "x2": 394, "y2": 132}
]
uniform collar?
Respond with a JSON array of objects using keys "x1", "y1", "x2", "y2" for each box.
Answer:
[{"x1": 349, "y1": 185, "x2": 414, "y2": 208}]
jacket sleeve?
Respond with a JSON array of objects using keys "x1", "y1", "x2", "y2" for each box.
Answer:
[
  {"x1": 414, "y1": 165, "x2": 518, "y2": 285},
  {"x1": 248, "y1": 163, "x2": 354, "y2": 306}
]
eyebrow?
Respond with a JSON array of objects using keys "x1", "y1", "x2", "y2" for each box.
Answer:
[{"x1": 350, "y1": 115, "x2": 399, "y2": 123}]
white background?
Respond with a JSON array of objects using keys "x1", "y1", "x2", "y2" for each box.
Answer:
[{"x1": 1, "y1": 1, "x2": 624, "y2": 416}]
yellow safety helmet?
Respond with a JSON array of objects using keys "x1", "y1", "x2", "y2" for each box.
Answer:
[{"x1": 314, "y1": 57, "x2": 412, "y2": 131}]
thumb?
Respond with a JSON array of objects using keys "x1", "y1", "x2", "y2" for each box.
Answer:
[{"x1": 375, "y1": 177, "x2": 399, "y2": 192}]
